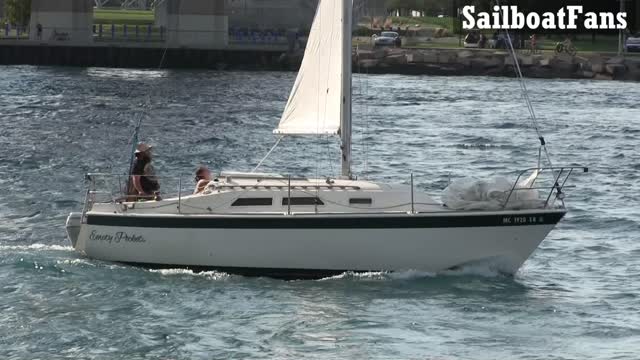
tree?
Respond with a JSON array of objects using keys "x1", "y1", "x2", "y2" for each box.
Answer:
[
  {"x1": 385, "y1": 0, "x2": 452, "y2": 17},
  {"x1": 3, "y1": 0, "x2": 31, "y2": 26}
]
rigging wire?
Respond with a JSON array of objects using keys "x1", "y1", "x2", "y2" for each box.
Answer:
[
  {"x1": 355, "y1": 45, "x2": 371, "y2": 179},
  {"x1": 252, "y1": 135, "x2": 284, "y2": 173},
  {"x1": 363, "y1": 52, "x2": 371, "y2": 179},
  {"x1": 121, "y1": 7, "x2": 174, "y2": 193},
  {"x1": 496, "y1": 0, "x2": 567, "y2": 201},
  {"x1": 498, "y1": 0, "x2": 555, "y2": 171}
]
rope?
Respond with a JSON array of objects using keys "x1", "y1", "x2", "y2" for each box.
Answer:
[{"x1": 252, "y1": 136, "x2": 284, "y2": 173}]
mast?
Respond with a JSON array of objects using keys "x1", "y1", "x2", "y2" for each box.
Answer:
[{"x1": 340, "y1": 0, "x2": 353, "y2": 179}]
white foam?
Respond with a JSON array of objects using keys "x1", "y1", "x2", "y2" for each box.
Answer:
[
  {"x1": 0, "y1": 243, "x2": 74, "y2": 252},
  {"x1": 317, "y1": 271, "x2": 385, "y2": 281},
  {"x1": 318, "y1": 266, "x2": 504, "y2": 282},
  {"x1": 318, "y1": 270, "x2": 436, "y2": 282},
  {"x1": 148, "y1": 268, "x2": 230, "y2": 280},
  {"x1": 56, "y1": 258, "x2": 96, "y2": 267},
  {"x1": 389, "y1": 269, "x2": 437, "y2": 280},
  {"x1": 441, "y1": 263, "x2": 505, "y2": 278}
]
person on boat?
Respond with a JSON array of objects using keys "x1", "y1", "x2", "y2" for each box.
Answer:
[
  {"x1": 193, "y1": 166, "x2": 213, "y2": 194},
  {"x1": 131, "y1": 143, "x2": 160, "y2": 200}
]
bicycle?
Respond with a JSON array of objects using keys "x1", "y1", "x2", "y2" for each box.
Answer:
[{"x1": 555, "y1": 40, "x2": 577, "y2": 56}]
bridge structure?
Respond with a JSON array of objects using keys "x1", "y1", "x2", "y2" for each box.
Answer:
[
  {"x1": 155, "y1": 0, "x2": 227, "y2": 48},
  {"x1": 24, "y1": 0, "x2": 388, "y2": 49},
  {"x1": 29, "y1": 0, "x2": 94, "y2": 43},
  {"x1": 223, "y1": 0, "x2": 387, "y2": 30}
]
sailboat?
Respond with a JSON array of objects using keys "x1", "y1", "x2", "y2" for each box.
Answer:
[{"x1": 65, "y1": 0, "x2": 585, "y2": 279}]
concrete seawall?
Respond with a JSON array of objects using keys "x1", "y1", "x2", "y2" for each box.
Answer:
[
  {"x1": 1, "y1": 43, "x2": 639, "y2": 81},
  {"x1": 353, "y1": 48, "x2": 640, "y2": 82},
  {"x1": 0, "y1": 43, "x2": 285, "y2": 69}
]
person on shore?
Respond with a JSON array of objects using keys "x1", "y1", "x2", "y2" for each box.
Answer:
[
  {"x1": 479, "y1": 33, "x2": 487, "y2": 48},
  {"x1": 131, "y1": 143, "x2": 160, "y2": 200},
  {"x1": 530, "y1": 33, "x2": 537, "y2": 51},
  {"x1": 36, "y1": 23, "x2": 43, "y2": 40},
  {"x1": 193, "y1": 166, "x2": 213, "y2": 194}
]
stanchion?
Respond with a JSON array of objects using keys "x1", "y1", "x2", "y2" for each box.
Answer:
[
  {"x1": 410, "y1": 173, "x2": 415, "y2": 214},
  {"x1": 287, "y1": 175, "x2": 291, "y2": 215},
  {"x1": 178, "y1": 176, "x2": 182, "y2": 213}
]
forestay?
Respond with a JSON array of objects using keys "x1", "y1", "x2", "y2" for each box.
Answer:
[{"x1": 274, "y1": 0, "x2": 346, "y2": 135}]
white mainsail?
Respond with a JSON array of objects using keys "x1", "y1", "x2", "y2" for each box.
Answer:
[{"x1": 274, "y1": 0, "x2": 347, "y2": 135}]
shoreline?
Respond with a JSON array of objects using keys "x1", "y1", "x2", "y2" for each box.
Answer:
[
  {"x1": 1, "y1": 43, "x2": 638, "y2": 81},
  {"x1": 348, "y1": 47, "x2": 640, "y2": 81}
]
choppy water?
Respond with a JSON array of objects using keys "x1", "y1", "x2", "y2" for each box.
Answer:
[{"x1": 1, "y1": 66, "x2": 639, "y2": 359}]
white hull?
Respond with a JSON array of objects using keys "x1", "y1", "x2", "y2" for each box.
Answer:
[{"x1": 68, "y1": 209, "x2": 565, "y2": 279}]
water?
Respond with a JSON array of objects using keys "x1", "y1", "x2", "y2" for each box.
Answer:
[{"x1": 1, "y1": 66, "x2": 639, "y2": 359}]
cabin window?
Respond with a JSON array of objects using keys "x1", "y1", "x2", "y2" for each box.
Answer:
[
  {"x1": 282, "y1": 197, "x2": 324, "y2": 206},
  {"x1": 231, "y1": 198, "x2": 273, "y2": 207},
  {"x1": 349, "y1": 198, "x2": 372, "y2": 205}
]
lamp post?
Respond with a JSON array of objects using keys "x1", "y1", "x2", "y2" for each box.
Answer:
[
  {"x1": 456, "y1": 0, "x2": 462, "y2": 48},
  {"x1": 618, "y1": 0, "x2": 627, "y2": 56}
]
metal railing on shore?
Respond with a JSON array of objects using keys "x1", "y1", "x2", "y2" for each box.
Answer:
[
  {"x1": 93, "y1": 24, "x2": 166, "y2": 42},
  {"x1": 0, "y1": 24, "x2": 29, "y2": 40}
]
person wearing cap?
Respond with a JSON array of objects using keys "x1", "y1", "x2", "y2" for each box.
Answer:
[{"x1": 131, "y1": 143, "x2": 160, "y2": 200}]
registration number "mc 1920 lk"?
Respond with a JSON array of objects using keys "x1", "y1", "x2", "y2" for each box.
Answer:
[{"x1": 503, "y1": 216, "x2": 545, "y2": 225}]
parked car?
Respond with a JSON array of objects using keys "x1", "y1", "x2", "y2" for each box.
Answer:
[
  {"x1": 373, "y1": 31, "x2": 402, "y2": 48},
  {"x1": 626, "y1": 33, "x2": 640, "y2": 53},
  {"x1": 464, "y1": 31, "x2": 481, "y2": 48}
]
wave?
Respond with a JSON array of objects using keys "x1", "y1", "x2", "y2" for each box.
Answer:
[
  {"x1": 495, "y1": 122, "x2": 526, "y2": 129},
  {"x1": 622, "y1": 127, "x2": 640, "y2": 134},
  {"x1": 455, "y1": 143, "x2": 513, "y2": 150}
]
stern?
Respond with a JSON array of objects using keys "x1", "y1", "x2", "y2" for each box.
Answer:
[{"x1": 65, "y1": 213, "x2": 83, "y2": 248}]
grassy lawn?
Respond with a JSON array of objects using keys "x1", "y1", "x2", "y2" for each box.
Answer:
[
  {"x1": 359, "y1": 16, "x2": 457, "y2": 32},
  {"x1": 93, "y1": 8, "x2": 155, "y2": 25},
  {"x1": 539, "y1": 35, "x2": 620, "y2": 53}
]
